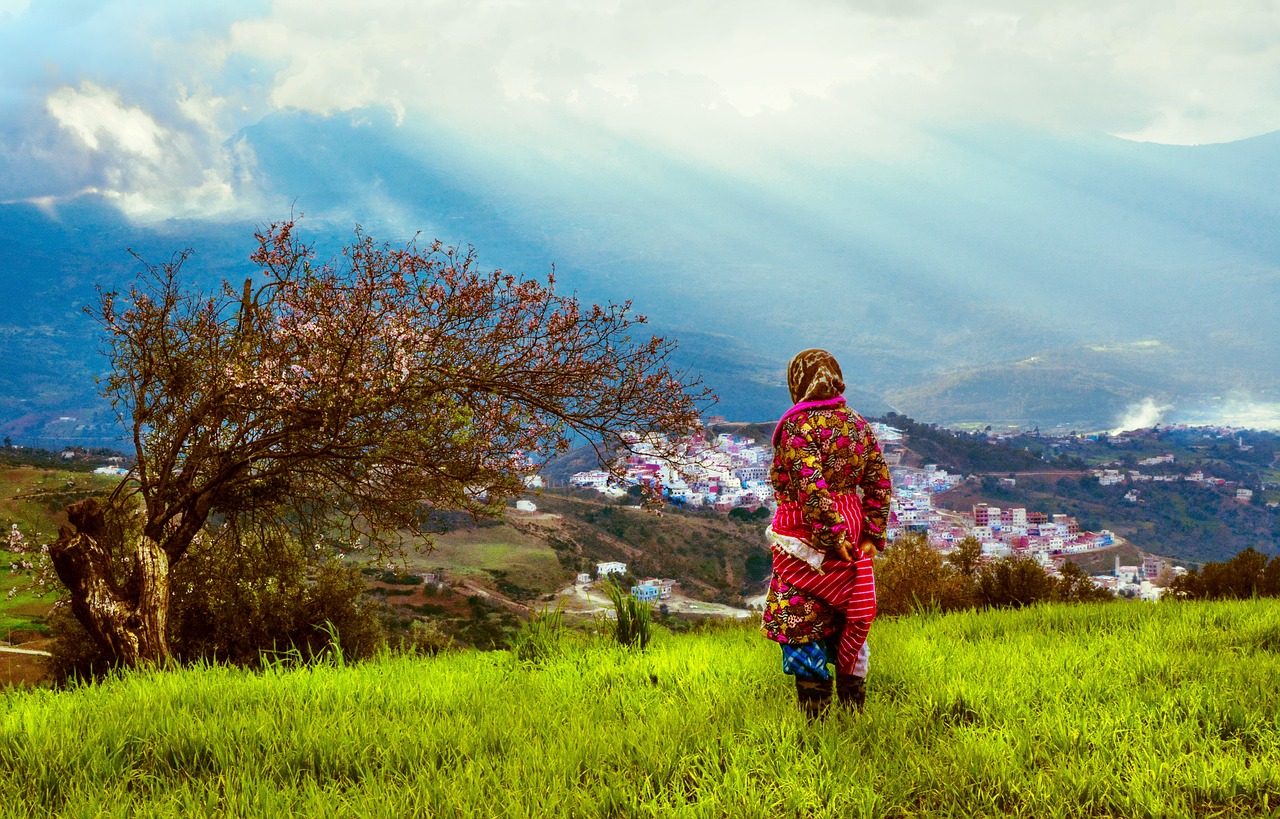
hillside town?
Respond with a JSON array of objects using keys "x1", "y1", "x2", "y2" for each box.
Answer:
[{"x1": 567, "y1": 422, "x2": 1169, "y2": 598}]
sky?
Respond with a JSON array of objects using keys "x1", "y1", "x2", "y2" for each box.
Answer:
[{"x1": 4, "y1": 0, "x2": 1280, "y2": 221}]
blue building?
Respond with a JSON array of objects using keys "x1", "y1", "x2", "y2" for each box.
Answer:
[{"x1": 630, "y1": 585, "x2": 661, "y2": 603}]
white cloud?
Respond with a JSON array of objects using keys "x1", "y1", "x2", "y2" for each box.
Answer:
[
  {"x1": 218, "y1": 0, "x2": 1280, "y2": 148},
  {"x1": 1112, "y1": 397, "x2": 1174, "y2": 433},
  {"x1": 39, "y1": 81, "x2": 257, "y2": 220},
  {"x1": 47, "y1": 82, "x2": 166, "y2": 159},
  {"x1": 9, "y1": 0, "x2": 1280, "y2": 219}
]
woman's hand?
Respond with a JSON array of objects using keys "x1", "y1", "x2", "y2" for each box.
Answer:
[
  {"x1": 833, "y1": 534, "x2": 877, "y2": 562},
  {"x1": 832, "y1": 534, "x2": 857, "y2": 562}
]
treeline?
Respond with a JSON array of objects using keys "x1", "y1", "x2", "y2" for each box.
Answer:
[
  {"x1": 1165, "y1": 547, "x2": 1280, "y2": 601},
  {"x1": 876, "y1": 533, "x2": 1113, "y2": 616},
  {"x1": 0, "y1": 442, "x2": 128, "y2": 472},
  {"x1": 879, "y1": 413, "x2": 1070, "y2": 473}
]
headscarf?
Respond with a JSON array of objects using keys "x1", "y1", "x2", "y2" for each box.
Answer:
[{"x1": 787, "y1": 348, "x2": 845, "y2": 405}]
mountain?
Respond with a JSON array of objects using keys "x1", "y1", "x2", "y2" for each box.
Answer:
[{"x1": 3, "y1": 113, "x2": 1279, "y2": 441}]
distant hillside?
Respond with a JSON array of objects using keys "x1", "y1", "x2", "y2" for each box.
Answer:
[
  {"x1": 6, "y1": 120, "x2": 1280, "y2": 437},
  {"x1": 932, "y1": 426, "x2": 1280, "y2": 563},
  {"x1": 883, "y1": 339, "x2": 1216, "y2": 431},
  {"x1": 509, "y1": 491, "x2": 772, "y2": 604}
]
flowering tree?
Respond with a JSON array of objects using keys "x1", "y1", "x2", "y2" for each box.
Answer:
[{"x1": 48, "y1": 221, "x2": 709, "y2": 666}]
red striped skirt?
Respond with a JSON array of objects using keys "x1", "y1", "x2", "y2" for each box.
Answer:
[{"x1": 771, "y1": 549, "x2": 877, "y2": 676}]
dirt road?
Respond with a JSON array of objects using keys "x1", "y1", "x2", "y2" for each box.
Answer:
[{"x1": 554, "y1": 582, "x2": 754, "y2": 619}]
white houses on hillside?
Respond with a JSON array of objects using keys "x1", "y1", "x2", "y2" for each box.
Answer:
[{"x1": 596, "y1": 562, "x2": 627, "y2": 578}]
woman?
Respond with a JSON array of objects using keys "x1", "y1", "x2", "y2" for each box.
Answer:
[{"x1": 760, "y1": 349, "x2": 892, "y2": 717}]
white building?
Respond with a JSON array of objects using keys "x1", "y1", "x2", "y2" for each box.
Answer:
[
  {"x1": 571, "y1": 471, "x2": 611, "y2": 490},
  {"x1": 596, "y1": 562, "x2": 627, "y2": 578}
]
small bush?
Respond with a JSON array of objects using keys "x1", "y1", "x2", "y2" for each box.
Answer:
[
  {"x1": 511, "y1": 602, "x2": 567, "y2": 665},
  {"x1": 601, "y1": 580, "x2": 652, "y2": 650},
  {"x1": 399, "y1": 619, "x2": 454, "y2": 656}
]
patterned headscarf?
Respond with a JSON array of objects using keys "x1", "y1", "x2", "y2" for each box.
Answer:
[{"x1": 787, "y1": 348, "x2": 845, "y2": 405}]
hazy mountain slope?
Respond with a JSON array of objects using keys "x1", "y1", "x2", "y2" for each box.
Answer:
[{"x1": 2, "y1": 115, "x2": 1279, "y2": 439}]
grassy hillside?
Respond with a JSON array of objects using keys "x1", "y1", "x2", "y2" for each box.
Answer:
[
  {"x1": 1, "y1": 467, "x2": 119, "y2": 637},
  {"x1": 522, "y1": 491, "x2": 772, "y2": 602},
  {"x1": 3, "y1": 599, "x2": 1279, "y2": 817},
  {"x1": 380, "y1": 490, "x2": 772, "y2": 606}
]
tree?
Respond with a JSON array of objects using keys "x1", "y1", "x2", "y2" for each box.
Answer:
[
  {"x1": 1261, "y1": 555, "x2": 1280, "y2": 597},
  {"x1": 1167, "y1": 567, "x2": 1205, "y2": 600},
  {"x1": 48, "y1": 221, "x2": 709, "y2": 667},
  {"x1": 976, "y1": 555, "x2": 1056, "y2": 609},
  {"x1": 46, "y1": 519, "x2": 382, "y2": 682},
  {"x1": 1055, "y1": 560, "x2": 1113, "y2": 603},
  {"x1": 876, "y1": 532, "x2": 973, "y2": 616},
  {"x1": 948, "y1": 536, "x2": 983, "y2": 579},
  {"x1": 1200, "y1": 547, "x2": 1269, "y2": 599}
]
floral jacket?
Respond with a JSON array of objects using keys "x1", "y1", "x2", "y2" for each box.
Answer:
[{"x1": 768, "y1": 397, "x2": 892, "y2": 556}]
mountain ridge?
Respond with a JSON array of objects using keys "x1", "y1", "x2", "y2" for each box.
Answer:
[{"x1": 3, "y1": 116, "x2": 1280, "y2": 439}]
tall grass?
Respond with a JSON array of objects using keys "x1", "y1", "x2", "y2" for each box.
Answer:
[
  {"x1": 511, "y1": 601, "x2": 568, "y2": 665},
  {"x1": 2, "y1": 600, "x2": 1279, "y2": 817},
  {"x1": 601, "y1": 579, "x2": 653, "y2": 650}
]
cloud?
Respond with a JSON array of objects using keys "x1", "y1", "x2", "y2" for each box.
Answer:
[
  {"x1": 31, "y1": 81, "x2": 256, "y2": 220},
  {"x1": 47, "y1": 82, "x2": 166, "y2": 159},
  {"x1": 1112, "y1": 397, "x2": 1174, "y2": 433},
  {"x1": 7, "y1": 0, "x2": 1280, "y2": 219},
  {"x1": 219, "y1": 0, "x2": 1280, "y2": 149},
  {"x1": 1174, "y1": 394, "x2": 1280, "y2": 431}
]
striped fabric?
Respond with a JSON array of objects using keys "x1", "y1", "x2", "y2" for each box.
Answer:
[
  {"x1": 772, "y1": 548, "x2": 877, "y2": 676},
  {"x1": 771, "y1": 493, "x2": 864, "y2": 552}
]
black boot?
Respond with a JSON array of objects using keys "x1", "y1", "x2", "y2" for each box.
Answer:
[
  {"x1": 837, "y1": 674, "x2": 866, "y2": 710},
  {"x1": 795, "y1": 676, "x2": 832, "y2": 721}
]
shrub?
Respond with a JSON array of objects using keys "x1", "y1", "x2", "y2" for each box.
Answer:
[
  {"x1": 510, "y1": 602, "x2": 567, "y2": 665},
  {"x1": 46, "y1": 524, "x2": 384, "y2": 684},
  {"x1": 399, "y1": 619, "x2": 454, "y2": 657},
  {"x1": 876, "y1": 533, "x2": 974, "y2": 616},
  {"x1": 976, "y1": 554, "x2": 1057, "y2": 609},
  {"x1": 601, "y1": 580, "x2": 652, "y2": 650}
]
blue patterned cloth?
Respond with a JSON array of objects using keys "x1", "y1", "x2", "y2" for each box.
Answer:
[{"x1": 781, "y1": 638, "x2": 836, "y2": 681}]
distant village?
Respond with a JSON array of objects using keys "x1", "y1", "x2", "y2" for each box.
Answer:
[
  {"x1": 1092, "y1": 447, "x2": 1267, "y2": 507},
  {"x1": 569, "y1": 422, "x2": 1180, "y2": 602}
]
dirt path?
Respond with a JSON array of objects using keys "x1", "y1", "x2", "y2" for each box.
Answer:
[
  {"x1": 0, "y1": 645, "x2": 51, "y2": 656},
  {"x1": 554, "y1": 582, "x2": 754, "y2": 619}
]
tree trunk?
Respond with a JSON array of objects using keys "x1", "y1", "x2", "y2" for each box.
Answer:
[{"x1": 48, "y1": 499, "x2": 172, "y2": 667}]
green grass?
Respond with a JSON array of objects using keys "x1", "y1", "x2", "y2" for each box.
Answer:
[
  {"x1": 405, "y1": 524, "x2": 568, "y2": 593},
  {"x1": 0, "y1": 467, "x2": 118, "y2": 536},
  {"x1": 2, "y1": 549, "x2": 56, "y2": 636},
  {"x1": 3, "y1": 600, "x2": 1280, "y2": 817},
  {"x1": 1, "y1": 466, "x2": 117, "y2": 634}
]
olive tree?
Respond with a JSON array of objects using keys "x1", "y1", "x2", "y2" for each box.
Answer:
[{"x1": 49, "y1": 220, "x2": 708, "y2": 666}]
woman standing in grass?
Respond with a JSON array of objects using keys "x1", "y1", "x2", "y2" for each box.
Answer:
[{"x1": 761, "y1": 348, "x2": 892, "y2": 717}]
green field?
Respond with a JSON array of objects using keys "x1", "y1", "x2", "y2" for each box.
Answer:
[
  {"x1": 407, "y1": 523, "x2": 566, "y2": 590},
  {"x1": 1, "y1": 467, "x2": 119, "y2": 636},
  {"x1": 3, "y1": 599, "x2": 1279, "y2": 817}
]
